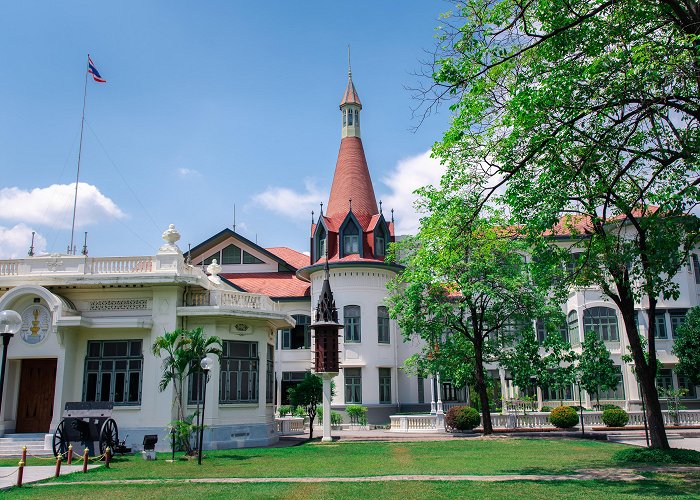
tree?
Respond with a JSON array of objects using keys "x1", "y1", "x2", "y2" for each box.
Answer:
[
  {"x1": 500, "y1": 332, "x2": 543, "y2": 399},
  {"x1": 152, "y1": 327, "x2": 221, "y2": 454},
  {"x1": 287, "y1": 373, "x2": 324, "y2": 440},
  {"x1": 422, "y1": 0, "x2": 700, "y2": 449},
  {"x1": 673, "y1": 306, "x2": 700, "y2": 386},
  {"x1": 579, "y1": 334, "x2": 621, "y2": 408},
  {"x1": 388, "y1": 191, "x2": 550, "y2": 434}
]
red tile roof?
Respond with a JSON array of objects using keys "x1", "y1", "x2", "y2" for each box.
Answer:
[
  {"x1": 326, "y1": 136, "x2": 378, "y2": 223},
  {"x1": 222, "y1": 273, "x2": 310, "y2": 298},
  {"x1": 340, "y1": 77, "x2": 362, "y2": 107},
  {"x1": 265, "y1": 247, "x2": 309, "y2": 269}
]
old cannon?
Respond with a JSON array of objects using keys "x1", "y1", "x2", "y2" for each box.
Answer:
[{"x1": 52, "y1": 402, "x2": 119, "y2": 457}]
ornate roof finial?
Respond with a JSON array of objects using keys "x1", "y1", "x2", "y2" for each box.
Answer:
[
  {"x1": 349, "y1": 198, "x2": 353, "y2": 212},
  {"x1": 379, "y1": 200, "x2": 383, "y2": 214},
  {"x1": 320, "y1": 202, "x2": 324, "y2": 215},
  {"x1": 311, "y1": 210, "x2": 315, "y2": 225},
  {"x1": 348, "y1": 44, "x2": 352, "y2": 80},
  {"x1": 391, "y1": 208, "x2": 395, "y2": 225}
]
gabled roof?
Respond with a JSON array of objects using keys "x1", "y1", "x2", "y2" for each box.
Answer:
[
  {"x1": 266, "y1": 247, "x2": 309, "y2": 270},
  {"x1": 185, "y1": 228, "x2": 298, "y2": 271},
  {"x1": 222, "y1": 272, "x2": 310, "y2": 299}
]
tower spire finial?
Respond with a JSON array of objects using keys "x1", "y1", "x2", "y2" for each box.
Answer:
[{"x1": 348, "y1": 44, "x2": 352, "y2": 80}]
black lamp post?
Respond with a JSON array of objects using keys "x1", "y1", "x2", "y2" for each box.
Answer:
[
  {"x1": 198, "y1": 356, "x2": 212, "y2": 465},
  {"x1": 0, "y1": 310, "x2": 22, "y2": 419},
  {"x1": 576, "y1": 377, "x2": 585, "y2": 437}
]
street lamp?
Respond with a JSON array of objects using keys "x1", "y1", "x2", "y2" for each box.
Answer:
[
  {"x1": 0, "y1": 310, "x2": 22, "y2": 419},
  {"x1": 198, "y1": 356, "x2": 213, "y2": 465}
]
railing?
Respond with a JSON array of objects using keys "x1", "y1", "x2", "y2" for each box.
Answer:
[
  {"x1": 88, "y1": 257, "x2": 154, "y2": 274},
  {"x1": 442, "y1": 401, "x2": 468, "y2": 412},
  {"x1": 0, "y1": 260, "x2": 19, "y2": 276},
  {"x1": 503, "y1": 399, "x2": 537, "y2": 414},
  {"x1": 390, "y1": 414, "x2": 442, "y2": 432},
  {"x1": 275, "y1": 417, "x2": 305, "y2": 435},
  {"x1": 187, "y1": 290, "x2": 278, "y2": 311}
]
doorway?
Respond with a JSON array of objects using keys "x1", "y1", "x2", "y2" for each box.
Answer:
[{"x1": 15, "y1": 359, "x2": 57, "y2": 433}]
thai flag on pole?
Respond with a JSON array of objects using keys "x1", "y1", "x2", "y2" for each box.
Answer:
[{"x1": 88, "y1": 55, "x2": 106, "y2": 83}]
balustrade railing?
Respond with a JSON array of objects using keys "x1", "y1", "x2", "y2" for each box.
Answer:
[
  {"x1": 187, "y1": 290, "x2": 277, "y2": 311},
  {"x1": 0, "y1": 260, "x2": 19, "y2": 276},
  {"x1": 88, "y1": 257, "x2": 154, "y2": 274},
  {"x1": 390, "y1": 414, "x2": 441, "y2": 432},
  {"x1": 275, "y1": 417, "x2": 305, "y2": 435}
]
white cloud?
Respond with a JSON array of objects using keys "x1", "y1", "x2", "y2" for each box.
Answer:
[
  {"x1": 0, "y1": 224, "x2": 47, "y2": 258},
  {"x1": 177, "y1": 168, "x2": 200, "y2": 177},
  {"x1": 0, "y1": 183, "x2": 125, "y2": 228},
  {"x1": 380, "y1": 150, "x2": 446, "y2": 235},
  {"x1": 253, "y1": 179, "x2": 325, "y2": 221}
]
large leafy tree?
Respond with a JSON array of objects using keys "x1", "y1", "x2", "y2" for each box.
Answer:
[
  {"x1": 388, "y1": 190, "x2": 550, "y2": 433},
  {"x1": 579, "y1": 334, "x2": 621, "y2": 408},
  {"x1": 424, "y1": 0, "x2": 700, "y2": 449},
  {"x1": 673, "y1": 306, "x2": 700, "y2": 386}
]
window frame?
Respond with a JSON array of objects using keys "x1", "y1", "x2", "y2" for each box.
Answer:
[
  {"x1": 377, "y1": 306, "x2": 390, "y2": 344},
  {"x1": 379, "y1": 368, "x2": 391, "y2": 404},
  {"x1": 219, "y1": 340, "x2": 259, "y2": 404},
  {"x1": 344, "y1": 305, "x2": 361, "y2": 343},
  {"x1": 83, "y1": 340, "x2": 143, "y2": 406},
  {"x1": 344, "y1": 368, "x2": 362, "y2": 404},
  {"x1": 583, "y1": 306, "x2": 619, "y2": 341}
]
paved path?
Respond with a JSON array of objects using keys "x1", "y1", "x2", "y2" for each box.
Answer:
[
  {"x1": 0, "y1": 465, "x2": 99, "y2": 490},
  {"x1": 28, "y1": 467, "x2": 700, "y2": 487},
  {"x1": 615, "y1": 436, "x2": 700, "y2": 452}
]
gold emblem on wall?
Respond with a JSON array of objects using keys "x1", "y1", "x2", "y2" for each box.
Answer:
[{"x1": 19, "y1": 304, "x2": 51, "y2": 345}]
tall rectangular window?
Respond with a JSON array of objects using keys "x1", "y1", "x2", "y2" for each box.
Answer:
[
  {"x1": 83, "y1": 340, "x2": 142, "y2": 405},
  {"x1": 417, "y1": 375, "x2": 425, "y2": 404},
  {"x1": 379, "y1": 368, "x2": 392, "y2": 404},
  {"x1": 656, "y1": 368, "x2": 674, "y2": 393},
  {"x1": 220, "y1": 341, "x2": 258, "y2": 404},
  {"x1": 654, "y1": 313, "x2": 668, "y2": 339},
  {"x1": 670, "y1": 311, "x2": 687, "y2": 338},
  {"x1": 676, "y1": 373, "x2": 698, "y2": 399},
  {"x1": 693, "y1": 254, "x2": 700, "y2": 284},
  {"x1": 266, "y1": 344, "x2": 274, "y2": 404},
  {"x1": 188, "y1": 361, "x2": 204, "y2": 405},
  {"x1": 344, "y1": 305, "x2": 361, "y2": 343},
  {"x1": 583, "y1": 307, "x2": 619, "y2": 341},
  {"x1": 280, "y1": 314, "x2": 311, "y2": 349},
  {"x1": 377, "y1": 306, "x2": 390, "y2": 344},
  {"x1": 375, "y1": 236, "x2": 385, "y2": 256},
  {"x1": 344, "y1": 368, "x2": 362, "y2": 404}
]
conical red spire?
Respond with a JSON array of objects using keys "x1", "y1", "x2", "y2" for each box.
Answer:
[{"x1": 326, "y1": 137, "x2": 378, "y2": 221}]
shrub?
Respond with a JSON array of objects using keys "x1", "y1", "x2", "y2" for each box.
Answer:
[
  {"x1": 293, "y1": 405, "x2": 307, "y2": 417},
  {"x1": 614, "y1": 448, "x2": 700, "y2": 465},
  {"x1": 331, "y1": 411, "x2": 343, "y2": 425},
  {"x1": 346, "y1": 405, "x2": 368, "y2": 425},
  {"x1": 277, "y1": 405, "x2": 292, "y2": 417},
  {"x1": 602, "y1": 407, "x2": 629, "y2": 427},
  {"x1": 549, "y1": 405, "x2": 579, "y2": 428},
  {"x1": 445, "y1": 406, "x2": 481, "y2": 431},
  {"x1": 540, "y1": 406, "x2": 552, "y2": 412},
  {"x1": 598, "y1": 403, "x2": 621, "y2": 412}
]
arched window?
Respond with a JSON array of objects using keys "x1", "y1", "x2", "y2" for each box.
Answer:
[
  {"x1": 567, "y1": 311, "x2": 580, "y2": 345},
  {"x1": 344, "y1": 305, "x2": 361, "y2": 343},
  {"x1": 343, "y1": 223, "x2": 360, "y2": 255},
  {"x1": 583, "y1": 307, "x2": 619, "y2": 341},
  {"x1": 348, "y1": 108, "x2": 354, "y2": 125},
  {"x1": 377, "y1": 306, "x2": 390, "y2": 343}
]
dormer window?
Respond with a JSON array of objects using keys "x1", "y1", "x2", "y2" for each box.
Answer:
[
  {"x1": 375, "y1": 236, "x2": 385, "y2": 256},
  {"x1": 315, "y1": 225, "x2": 327, "y2": 262},
  {"x1": 343, "y1": 223, "x2": 359, "y2": 254}
]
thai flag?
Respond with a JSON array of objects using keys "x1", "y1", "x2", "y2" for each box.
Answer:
[{"x1": 88, "y1": 55, "x2": 106, "y2": 83}]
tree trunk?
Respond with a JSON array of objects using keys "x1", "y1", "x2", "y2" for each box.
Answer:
[
  {"x1": 309, "y1": 410, "x2": 315, "y2": 440},
  {"x1": 620, "y1": 305, "x2": 670, "y2": 449},
  {"x1": 474, "y1": 335, "x2": 493, "y2": 434}
]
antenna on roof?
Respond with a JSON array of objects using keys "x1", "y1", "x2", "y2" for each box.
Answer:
[
  {"x1": 233, "y1": 204, "x2": 236, "y2": 232},
  {"x1": 81, "y1": 232, "x2": 88, "y2": 256},
  {"x1": 28, "y1": 231, "x2": 35, "y2": 257}
]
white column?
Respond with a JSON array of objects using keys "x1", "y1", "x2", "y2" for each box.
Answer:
[
  {"x1": 499, "y1": 368, "x2": 507, "y2": 414},
  {"x1": 436, "y1": 372, "x2": 444, "y2": 414},
  {"x1": 321, "y1": 373, "x2": 335, "y2": 442},
  {"x1": 429, "y1": 375, "x2": 436, "y2": 414}
]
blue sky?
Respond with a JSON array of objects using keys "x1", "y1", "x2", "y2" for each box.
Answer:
[{"x1": 0, "y1": 1, "x2": 450, "y2": 258}]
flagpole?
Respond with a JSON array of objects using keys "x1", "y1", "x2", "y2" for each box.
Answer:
[{"x1": 69, "y1": 55, "x2": 90, "y2": 255}]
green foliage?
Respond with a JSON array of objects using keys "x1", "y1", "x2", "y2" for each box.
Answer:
[
  {"x1": 597, "y1": 404, "x2": 621, "y2": 412},
  {"x1": 662, "y1": 387, "x2": 688, "y2": 426},
  {"x1": 549, "y1": 406, "x2": 579, "y2": 429},
  {"x1": 293, "y1": 406, "x2": 307, "y2": 417},
  {"x1": 166, "y1": 412, "x2": 199, "y2": 452},
  {"x1": 445, "y1": 406, "x2": 481, "y2": 431},
  {"x1": 602, "y1": 408, "x2": 629, "y2": 427},
  {"x1": 388, "y1": 195, "x2": 553, "y2": 434},
  {"x1": 673, "y1": 306, "x2": 700, "y2": 386},
  {"x1": 317, "y1": 408, "x2": 343, "y2": 426},
  {"x1": 613, "y1": 447, "x2": 700, "y2": 466},
  {"x1": 539, "y1": 406, "x2": 552, "y2": 412},
  {"x1": 287, "y1": 373, "x2": 324, "y2": 438},
  {"x1": 579, "y1": 334, "x2": 620, "y2": 406},
  {"x1": 346, "y1": 405, "x2": 368, "y2": 426},
  {"x1": 277, "y1": 405, "x2": 292, "y2": 417}
]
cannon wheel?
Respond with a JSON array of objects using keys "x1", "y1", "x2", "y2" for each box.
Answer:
[
  {"x1": 52, "y1": 420, "x2": 69, "y2": 458},
  {"x1": 99, "y1": 418, "x2": 119, "y2": 456}
]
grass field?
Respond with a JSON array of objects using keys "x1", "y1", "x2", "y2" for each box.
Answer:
[{"x1": 2, "y1": 438, "x2": 699, "y2": 498}]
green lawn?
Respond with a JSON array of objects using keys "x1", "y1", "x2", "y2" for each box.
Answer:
[
  {"x1": 1, "y1": 438, "x2": 633, "y2": 480},
  {"x1": 5, "y1": 475, "x2": 700, "y2": 499},
  {"x1": 2, "y1": 438, "x2": 699, "y2": 498}
]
